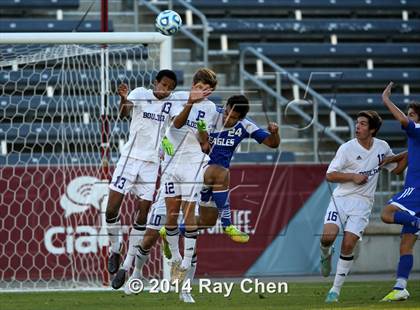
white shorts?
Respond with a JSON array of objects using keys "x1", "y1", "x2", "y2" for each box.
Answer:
[
  {"x1": 161, "y1": 159, "x2": 207, "y2": 202},
  {"x1": 324, "y1": 196, "x2": 372, "y2": 238},
  {"x1": 146, "y1": 193, "x2": 199, "y2": 230},
  {"x1": 109, "y1": 156, "x2": 159, "y2": 201}
]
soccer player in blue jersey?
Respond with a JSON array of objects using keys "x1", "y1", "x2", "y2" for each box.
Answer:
[
  {"x1": 196, "y1": 95, "x2": 280, "y2": 242},
  {"x1": 380, "y1": 82, "x2": 420, "y2": 302}
]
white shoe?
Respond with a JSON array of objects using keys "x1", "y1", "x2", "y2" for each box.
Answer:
[{"x1": 179, "y1": 291, "x2": 195, "y2": 303}]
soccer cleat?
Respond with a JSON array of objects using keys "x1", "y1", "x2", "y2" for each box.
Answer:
[
  {"x1": 325, "y1": 291, "x2": 339, "y2": 303},
  {"x1": 111, "y1": 268, "x2": 126, "y2": 289},
  {"x1": 159, "y1": 227, "x2": 172, "y2": 260},
  {"x1": 320, "y1": 247, "x2": 334, "y2": 277},
  {"x1": 179, "y1": 292, "x2": 195, "y2": 303},
  {"x1": 223, "y1": 225, "x2": 249, "y2": 243},
  {"x1": 108, "y1": 252, "x2": 121, "y2": 274},
  {"x1": 381, "y1": 289, "x2": 410, "y2": 301}
]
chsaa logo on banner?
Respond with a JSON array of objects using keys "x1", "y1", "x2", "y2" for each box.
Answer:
[{"x1": 44, "y1": 176, "x2": 110, "y2": 255}]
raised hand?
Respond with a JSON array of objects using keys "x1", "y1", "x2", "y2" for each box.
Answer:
[
  {"x1": 382, "y1": 82, "x2": 394, "y2": 103},
  {"x1": 267, "y1": 122, "x2": 279, "y2": 134},
  {"x1": 188, "y1": 83, "x2": 213, "y2": 104},
  {"x1": 118, "y1": 83, "x2": 129, "y2": 99}
]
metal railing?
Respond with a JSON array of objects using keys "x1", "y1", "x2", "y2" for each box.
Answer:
[
  {"x1": 240, "y1": 46, "x2": 355, "y2": 161},
  {"x1": 139, "y1": 0, "x2": 209, "y2": 66}
]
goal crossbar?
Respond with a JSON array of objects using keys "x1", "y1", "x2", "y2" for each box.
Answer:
[{"x1": 0, "y1": 32, "x2": 173, "y2": 69}]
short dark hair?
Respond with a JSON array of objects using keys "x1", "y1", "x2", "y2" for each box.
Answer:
[
  {"x1": 357, "y1": 110, "x2": 382, "y2": 137},
  {"x1": 226, "y1": 95, "x2": 250, "y2": 119},
  {"x1": 155, "y1": 69, "x2": 177, "y2": 88},
  {"x1": 192, "y1": 68, "x2": 217, "y2": 89},
  {"x1": 408, "y1": 101, "x2": 420, "y2": 116}
]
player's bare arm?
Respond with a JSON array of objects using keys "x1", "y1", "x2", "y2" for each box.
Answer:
[
  {"x1": 118, "y1": 83, "x2": 134, "y2": 118},
  {"x1": 326, "y1": 171, "x2": 368, "y2": 185},
  {"x1": 262, "y1": 122, "x2": 280, "y2": 148},
  {"x1": 380, "y1": 151, "x2": 408, "y2": 175},
  {"x1": 382, "y1": 82, "x2": 409, "y2": 127},
  {"x1": 173, "y1": 84, "x2": 213, "y2": 128}
]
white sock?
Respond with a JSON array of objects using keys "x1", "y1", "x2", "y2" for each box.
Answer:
[
  {"x1": 166, "y1": 227, "x2": 182, "y2": 262},
  {"x1": 320, "y1": 244, "x2": 332, "y2": 258},
  {"x1": 106, "y1": 216, "x2": 121, "y2": 254},
  {"x1": 181, "y1": 230, "x2": 197, "y2": 270},
  {"x1": 122, "y1": 223, "x2": 145, "y2": 270},
  {"x1": 185, "y1": 254, "x2": 197, "y2": 283},
  {"x1": 394, "y1": 277, "x2": 407, "y2": 290},
  {"x1": 331, "y1": 254, "x2": 354, "y2": 294},
  {"x1": 132, "y1": 245, "x2": 150, "y2": 279}
]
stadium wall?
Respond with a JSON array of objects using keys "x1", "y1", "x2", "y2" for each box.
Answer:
[{"x1": 1, "y1": 164, "x2": 418, "y2": 282}]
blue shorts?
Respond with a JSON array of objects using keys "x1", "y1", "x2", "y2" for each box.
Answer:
[
  {"x1": 388, "y1": 187, "x2": 420, "y2": 216},
  {"x1": 401, "y1": 224, "x2": 419, "y2": 235}
]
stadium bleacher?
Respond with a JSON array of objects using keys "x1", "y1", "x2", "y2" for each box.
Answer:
[
  {"x1": 0, "y1": 20, "x2": 113, "y2": 32},
  {"x1": 0, "y1": 0, "x2": 79, "y2": 9}
]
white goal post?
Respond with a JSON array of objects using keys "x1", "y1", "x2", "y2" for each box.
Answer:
[{"x1": 0, "y1": 32, "x2": 172, "y2": 291}]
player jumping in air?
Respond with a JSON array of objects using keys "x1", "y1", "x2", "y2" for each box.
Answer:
[
  {"x1": 195, "y1": 95, "x2": 280, "y2": 242},
  {"x1": 105, "y1": 70, "x2": 180, "y2": 275},
  {"x1": 380, "y1": 82, "x2": 420, "y2": 302},
  {"x1": 320, "y1": 110, "x2": 407, "y2": 303},
  {"x1": 161, "y1": 68, "x2": 218, "y2": 283}
]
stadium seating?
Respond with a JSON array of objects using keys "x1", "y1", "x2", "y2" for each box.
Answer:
[
  {"x1": 0, "y1": 0, "x2": 79, "y2": 9},
  {"x1": 0, "y1": 20, "x2": 113, "y2": 32},
  {"x1": 239, "y1": 43, "x2": 420, "y2": 61},
  {"x1": 279, "y1": 68, "x2": 420, "y2": 84},
  {"x1": 320, "y1": 94, "x2": 420, "y2": 112},
  {"x1": 208, "y1": 19, "x2": 420, "y2": 36},
  {"x1": 186, "y1": 0, "x2": 420, "y2": 10}
]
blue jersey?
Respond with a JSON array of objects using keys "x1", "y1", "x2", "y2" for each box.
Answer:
[
  {"x1": 403, "y1": 120, "x2": 420, "y2": 188},
  {"x1": 207, "y1": 109, "x2": 270, "y2": 168}
]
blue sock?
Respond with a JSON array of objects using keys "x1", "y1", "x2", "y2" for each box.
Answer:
[
  {"x1": 220, "y1": 206, "x2": 232, "y2": 228},
  {"x1": 394, "y1": 211, "x2": 420, "y2": 228},
  {"x1": 213, "y1": 190, "x2": 232, "y2": 228},
  {"x1": 179, "y1": 223, "x2": 186, "y2": 236},
  {"x1": 394, "y1": 254, "x2": 413, "y2": 290}
]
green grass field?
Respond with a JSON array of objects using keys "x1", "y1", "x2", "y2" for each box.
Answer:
[{"x1": 2, "y1": 281, "x2": 420, "y2": 310}]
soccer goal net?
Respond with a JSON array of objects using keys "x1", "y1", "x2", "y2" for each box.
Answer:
[{"x1": 0, "y1": 32, "x2": 172, "y2": 291}]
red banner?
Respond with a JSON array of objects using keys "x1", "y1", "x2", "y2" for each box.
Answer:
[{"x1": 0, "y1": 164, "x2": 326, "y2": 282}]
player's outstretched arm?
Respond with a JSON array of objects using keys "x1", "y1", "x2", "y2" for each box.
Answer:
[
  {"x1": 382, "y1": 82, "x2": 409, "y2": 127},
  {"x1": 173, "y1": 84, "x2": 213, "y2": 128},
  {"x1": 326, "y1": 171, "x2": 368, "y2": 185},
  {"x1": 262, "y1": 122, "x2": 280, "y2": 148},
  {"x1": 118, "y1": 83, "x2": 134, "y2": 118}
]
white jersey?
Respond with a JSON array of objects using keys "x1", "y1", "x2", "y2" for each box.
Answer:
[
  {"x1": 327, "y1": 138, "x2": 396, "y2": 204},
  {"x1": 166, "y1": 91, "x2": 220, "y2": 163},
  {"x1": 120, "y1": 87, "x2": 182, "y2": 163}
]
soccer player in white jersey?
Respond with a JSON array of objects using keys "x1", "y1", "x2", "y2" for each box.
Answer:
[
  {"x1": 320, "y1": 110, "x2": 407, "y2": 303},
  {"x1": 162, "y1": 68, "x2": 218, "y2": 283},
  {"x1": 106, "y1": 70, "x2": 180, "y2": 276},
  {"x1": 119, "y1": 192, "x2": 198, "y2": 303}
]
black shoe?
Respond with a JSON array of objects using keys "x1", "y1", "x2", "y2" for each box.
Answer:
[
  {"x1": 108, "y1": 252, "x2": 121, "y2": 274},
  {"x1": 111, "y1": 268, "x2": 126, "y2": 289}
]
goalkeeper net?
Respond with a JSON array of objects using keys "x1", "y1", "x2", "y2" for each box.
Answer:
[{"x1": 0, "y1": 33, "x2": 172, "y2": 290}]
